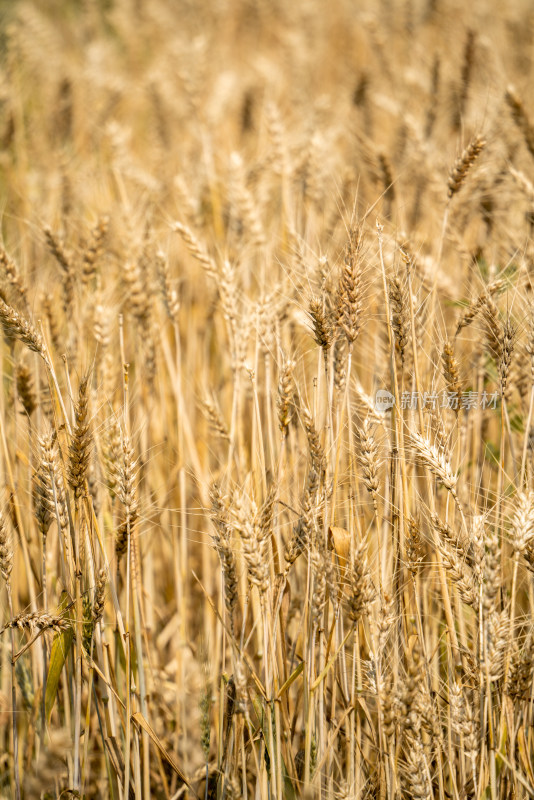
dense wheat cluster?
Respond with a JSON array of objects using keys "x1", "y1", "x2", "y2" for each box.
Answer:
[{"x1": 3, "y1": 0, "x2": 534, "y2": 798}]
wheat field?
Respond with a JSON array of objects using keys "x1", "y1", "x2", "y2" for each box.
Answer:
[{"x1": 2, "y1": 0, "x2": 534, "y2": 798}]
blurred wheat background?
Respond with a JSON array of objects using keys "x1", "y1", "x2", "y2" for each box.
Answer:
[{"x1": 1, "y1": 0, "x2": 534, "y2": 798}]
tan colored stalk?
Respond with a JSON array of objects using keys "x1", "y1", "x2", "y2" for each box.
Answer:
[{"x1": 403, "y1": 241, "x2": 464, "y2": 669}]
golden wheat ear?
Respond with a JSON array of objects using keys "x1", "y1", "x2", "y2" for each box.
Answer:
[{"x1": 447, "y1": 135, "x2": 485, "y2": 198}]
